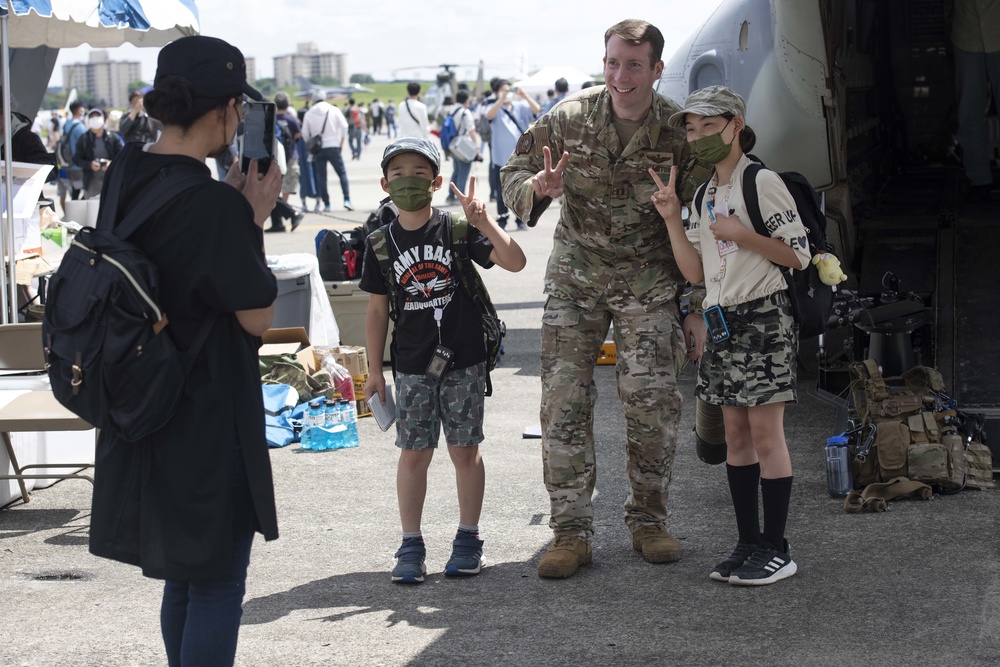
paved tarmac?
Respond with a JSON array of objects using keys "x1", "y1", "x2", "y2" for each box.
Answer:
[{"x1": 2, "y1": 133, "x2": 998, "y2": 666}]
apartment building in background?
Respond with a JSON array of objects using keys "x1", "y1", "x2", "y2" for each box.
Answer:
[
  {"x1": 274, "y1": 42, "x2": 348, "y2": 88},
  {"x1": 62, "y1": 51, "x2": 140, "y2": 109}
]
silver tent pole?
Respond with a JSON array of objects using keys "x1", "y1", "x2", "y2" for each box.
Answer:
[{"x1": 0, "y1": 3, "x2": 14, "y2": 323}]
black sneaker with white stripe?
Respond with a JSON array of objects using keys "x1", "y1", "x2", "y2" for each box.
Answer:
[
  {"x1": 709, "y1": 540, "x2": 759, "y2": 582},
  {"x1": 728, "y1": 539, "x2": 797, "y2": 586}
]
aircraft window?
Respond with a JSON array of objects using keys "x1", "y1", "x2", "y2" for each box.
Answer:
[{"x1": 739, "y1": 21, "x2": 749, "y2": 51}]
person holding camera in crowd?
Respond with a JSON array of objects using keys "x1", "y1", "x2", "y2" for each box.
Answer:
[
  {"x1": 73, "y1": 108, "x2": 124, "y2": 199},
  {"x1": 86, "y1": 35, "x2": 282, "y2": 666},
  {"x1": 501, "y1": 19, "x2": 708, "y2": 579},
  {"x1": 485, "y1": 78, "x2": 538, "y2": 229},
  {"x1": 652, "y1": 85, "x2": 808, "y2": 586},
  {"x1": 361, "y1": 138, "x2": 525, "y2": 584},
  {"x1": 120, "y1": 89, "x2": 163, "y2": 145}
]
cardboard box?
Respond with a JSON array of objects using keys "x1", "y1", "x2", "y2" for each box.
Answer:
[
  {"x1": 356, "y1": 396, "x2": 372, "y2": 418},
  {"x1": 352, "y1": 373, "x2": 371, "y2": 417},
  {"x1": 260, "y1": 327, "x2": 316, "y2": 373},
  {"x1": 330, "y1": 346, "x2": 369, "y2": 378},
  {"x1": 352, "y1": 372, "x2": 368, "y2": 394}
]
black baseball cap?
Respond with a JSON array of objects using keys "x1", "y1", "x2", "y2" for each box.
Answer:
[
  {"x1": 154, "y1": 35, "x2": 262, "y2": 101},
  {"x1": 381, "y1": 138, "x2": 441, "y2": 176}
]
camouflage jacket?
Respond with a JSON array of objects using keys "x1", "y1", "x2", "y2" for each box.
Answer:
[{"x1": 500, "y1": 85, "x2": 710, "y2": 310}]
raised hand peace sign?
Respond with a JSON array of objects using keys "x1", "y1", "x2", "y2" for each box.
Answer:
[
  {"x1": 449, "y1": 175, "x2": 489, "y2": 229},
  {"x1": 649, "y1": 165, "x2": 681, "y2": 223},
  {"x1": 531, "y1": 145, "x2": 570, "y2": 198}
]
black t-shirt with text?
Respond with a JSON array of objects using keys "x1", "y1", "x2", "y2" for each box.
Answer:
[{"x1": 360, "y1": 209, "x2": 494, "y2": 375}]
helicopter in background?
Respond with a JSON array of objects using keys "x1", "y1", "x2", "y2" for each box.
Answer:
[
  {"x1": 393, "y1": 63, "x2": 484, "y2": 123},
  {"x1": 294, "y1": 78, "x2": 374, "y2": 103}
]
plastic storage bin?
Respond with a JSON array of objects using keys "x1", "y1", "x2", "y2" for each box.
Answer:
[
  {"x1": 325, "y1": 280, "x2": 390, "y2": 361},
  {"x1": 272, "y1": 273, "x2": 312, "y2": 335}
]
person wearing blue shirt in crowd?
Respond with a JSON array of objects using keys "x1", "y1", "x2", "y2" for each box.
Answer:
[{"x1": 484, "y1": 78, "x2": 539, "y2": 229}]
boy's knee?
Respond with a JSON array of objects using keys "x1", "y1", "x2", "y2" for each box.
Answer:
[
  {"x1": 448, "y1": 445, "x2": 480, "y2": 465},
  {"x1": 399, "y1": 448, "x2": 433, "y2": 469}
]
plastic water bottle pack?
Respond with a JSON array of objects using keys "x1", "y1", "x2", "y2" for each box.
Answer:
[{"x1": 299, "y1": 397, "x2": 359, "y2": 451}]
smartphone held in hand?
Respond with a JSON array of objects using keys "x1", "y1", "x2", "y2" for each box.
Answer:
[{"x1": 239, "y1": 101, "x2": 276, "y2": 174}]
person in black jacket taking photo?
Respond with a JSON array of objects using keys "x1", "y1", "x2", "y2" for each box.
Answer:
[{"x1": 73, "y1": 107, "x2": 123, "y2": 199}]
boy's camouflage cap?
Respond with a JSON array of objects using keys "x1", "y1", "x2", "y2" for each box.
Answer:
[
  {"x1": 668, "y1": 86, "x2": 746, "y2": 127},
  {"x1": 381, "y1": 137, "x2": 441, "y2": 175}
]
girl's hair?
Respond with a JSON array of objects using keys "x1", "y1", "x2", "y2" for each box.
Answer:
[
  {"x1": 144, "y1": 75, "x2": 237, "y2": 130},
  {"x1": 720, "y1": 112, "x2": 756, "y2": 154}
]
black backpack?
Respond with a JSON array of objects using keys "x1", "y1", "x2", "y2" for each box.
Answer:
[
  {"x1": 56, "y1": 118, "x2": 80, "y2": 167},
  {"x1": 276, "y1": 117, "x2": 296, "y2": 160},
  {"x1": 42, "y1": 144, "x2": 215, "y2": 441},
  {"x1": 694, "y1": 155, "x2": 835, "y2": 340},
  {"x1": 362, "y1": 195, "x2": 399, "y2": 239}
]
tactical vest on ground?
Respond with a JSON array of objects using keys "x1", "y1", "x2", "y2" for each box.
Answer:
[{"x1": 848, "y1": 361, "x2": 993, "y2": 491}]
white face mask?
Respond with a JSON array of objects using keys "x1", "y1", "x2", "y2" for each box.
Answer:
[{"x1": 88, "y1": 117, "x2": 104, "y2": 130}]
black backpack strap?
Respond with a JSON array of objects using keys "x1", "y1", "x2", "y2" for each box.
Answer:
[
  {"x1": 97, "y1": 144, "x2": 206, "y2": 241},
  {"x1": 449, "y1": 213, "x2": 478, "y2": 305},
  {"x1": 501, "y1": 107, "x2": 526, "y2": 134},
  {"x1": 740, "y1": 161, "x2": 770, "y2": 239},
  {"x1": 449, "y1": 213, "x2": 496, "y2": 397},
  {"x1": 114, "y1": 169, "x2": 206, "y2": 240},
  {"x1": 693, "y1": 181, "x2": 709, "y2": 220}
]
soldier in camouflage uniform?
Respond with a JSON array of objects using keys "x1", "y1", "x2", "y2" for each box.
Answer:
[
  {"x1": 501, "y1": 19, "x2": 711, "y2": 579},
  {"x1": 653, "y1": 86, "x2": 809, "y2": 586}
]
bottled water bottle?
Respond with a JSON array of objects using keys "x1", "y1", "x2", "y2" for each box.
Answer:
[
  {"x1": 340, "y1": 399, "x2": 360, "y2": 448},
  {"x1": 301, "y1": 400, "x2": 324, "y2": 451},
  {"x1": 825, "y1": 434, "x2": 852, "y2": 497},
  {"x1": 324, "y1": 399, "x2": 344, "y2": 449}
]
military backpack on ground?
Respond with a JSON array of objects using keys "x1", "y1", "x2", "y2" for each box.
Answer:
[{"x1": 849, "y1": 360, "x2": 993, "y2": 492}]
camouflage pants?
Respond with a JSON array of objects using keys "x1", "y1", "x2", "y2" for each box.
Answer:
[{"x1": 540, "y1": 283, "x2": 685, "y2": 538}]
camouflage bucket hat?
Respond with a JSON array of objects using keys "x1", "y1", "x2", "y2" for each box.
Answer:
[{"x1": 668, "y1": 86, "x2": 746, "y2": 127}]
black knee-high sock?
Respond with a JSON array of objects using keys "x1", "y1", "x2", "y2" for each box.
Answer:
[
  {"x1": 761, "y1": 476, "x2": 793, "y2": 550},
  {"x1": 726, "y1": 463, "x2": 761, "y2": 543}
]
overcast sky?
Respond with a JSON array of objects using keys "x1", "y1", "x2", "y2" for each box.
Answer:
[{"x1": 52, "y1": 0, "x2": 726, "y2": 87}]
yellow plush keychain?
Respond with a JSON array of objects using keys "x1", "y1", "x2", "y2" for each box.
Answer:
[{"x1": 812, "y1": 253, "x2": 847, "y2": 286}]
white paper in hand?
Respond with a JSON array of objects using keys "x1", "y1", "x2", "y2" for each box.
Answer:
[{"x1": 370, "y1": 386, "x2": 396, "y2": 432}]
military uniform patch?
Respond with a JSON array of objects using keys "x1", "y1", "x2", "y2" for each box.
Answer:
[{"x1": 515, "y1": 130, "x2": 534, "y2": 156}]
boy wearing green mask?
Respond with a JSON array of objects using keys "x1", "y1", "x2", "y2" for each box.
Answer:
[
  {"x1": 360, "y1": 137, "x2": 526, "y2": 584},
  {"x1": 650, "y1": 86, "x2": 810, "y2": 586}
]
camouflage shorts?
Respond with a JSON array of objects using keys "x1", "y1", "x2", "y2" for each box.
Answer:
[
  {"x1": 697, "y1": 291, "x2": 797, "y2": 407},
  {"x1": 394, "y1": 362, "x2": 486, "y2": 450}
]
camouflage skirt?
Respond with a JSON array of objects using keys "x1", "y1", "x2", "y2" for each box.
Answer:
[{"x1": 696, "y1": 291, "x2": 797, "y2": 407}]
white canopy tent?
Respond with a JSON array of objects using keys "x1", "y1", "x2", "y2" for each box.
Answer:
[
  {"x1": 513, "y1": 65, "x2": 596, "y2": 98},
  {"x1": 1, "y1": 0, "x2": 200, "y2": 322}
]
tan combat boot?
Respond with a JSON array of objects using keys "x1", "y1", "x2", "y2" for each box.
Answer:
[
  {"x1": 537, "y1": 535, "x2": 592, "y2": 578},
  {"x1": 632, "y1": 524, "x2": 681, "y2": 563}
]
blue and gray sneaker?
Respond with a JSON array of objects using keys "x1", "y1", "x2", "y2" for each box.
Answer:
[
  {"x1": 444, "y1": 531, "x2": 484, "y2": 577},
  {"x1": 391, "y1": 538, "x2": 427, "y2": 584}
]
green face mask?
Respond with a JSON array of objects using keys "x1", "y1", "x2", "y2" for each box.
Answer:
[
  {"x1": 688, "y1": 120, "x2": 736, "y2": 164},
  {"x1": 387, "y1": 176, "x2": 435, "y2": 211}
]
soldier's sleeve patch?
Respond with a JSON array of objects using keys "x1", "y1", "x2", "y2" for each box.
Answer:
[{"x1": 516, "y1": 130, "x2": 534, "y2": 156}]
